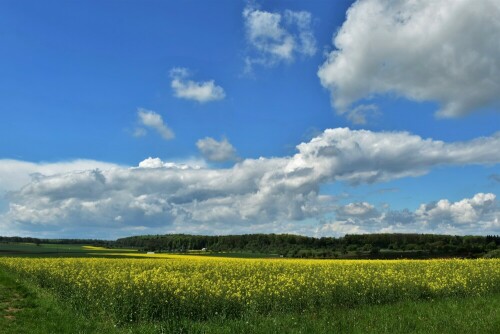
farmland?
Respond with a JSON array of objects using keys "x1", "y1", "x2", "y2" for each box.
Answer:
[
  {"x1": 0, "y1": 242, "x2": 138, "y2": 258},
  {"x1": 0, "y1": 250, "x2": 499, "y2": 333}
]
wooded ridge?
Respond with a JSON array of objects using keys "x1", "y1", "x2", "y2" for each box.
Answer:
[{"x1": 2, "y1": 233, "x2": 499, "y2": 259}]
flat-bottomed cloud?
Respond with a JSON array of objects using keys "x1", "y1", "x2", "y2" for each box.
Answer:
[{"x1": 318, "y1": 0, "x2": 500, "y2": 118}]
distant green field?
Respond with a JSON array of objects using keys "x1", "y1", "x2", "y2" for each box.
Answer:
[
  {"x1": 0, "y1": 242, "x2": 138, "y2": 257},
  {"x1": 0, "y1": 242, "x2": 282, "y2": 259}
]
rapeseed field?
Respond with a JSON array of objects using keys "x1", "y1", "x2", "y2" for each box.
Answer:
[{"x1": 0, "y1": 256, "x2": 498, "y2": 323}]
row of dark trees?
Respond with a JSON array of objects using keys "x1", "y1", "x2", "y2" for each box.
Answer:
[
  {"x1": 2, "y1": 233, "x2": 499, "y2": 259},
  {"x1": 0, "y1": 236, "x2": 113, "y2": 247},
  {"x1": 114, "y1": 233, "x2": 500, "y2": 258}
]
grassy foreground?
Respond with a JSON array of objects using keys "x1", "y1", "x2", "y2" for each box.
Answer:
[
  {"x1": 0, "y1": 265, "x2": 499, "y2": 333},
  {"x1": 0, "y1": 267, "x2": 118, "y2": 334},
  {"x1": 151, "y1": 294, "x2": 500, "y2": 334}
]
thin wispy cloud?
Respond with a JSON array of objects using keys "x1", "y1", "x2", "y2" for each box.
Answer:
[
  {"x1": 136, "y1": 108, "x2": 174, "y2": 140},
  {"x1": 243, "y1": 5, "x2": 317, "y2": 71},
  {"x1": 345, "y1": 104, "x2": 379, "y2": 125},
  {"x1": 196, "y1": 137, "x2": 238, "y2": 162}
]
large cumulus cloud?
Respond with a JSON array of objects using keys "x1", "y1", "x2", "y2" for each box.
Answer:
[
  {"x1": 2, "y1": 128, "x2": 499, "y2": 237},
  {"x1": 318, "y1": 0, "x2": 500, "y2": 118}
]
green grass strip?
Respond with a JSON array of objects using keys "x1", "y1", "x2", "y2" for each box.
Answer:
[{"x1": 0, "y1": 268, "x2": 119, "y2": 334}]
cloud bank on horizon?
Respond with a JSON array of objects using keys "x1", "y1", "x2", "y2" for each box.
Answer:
[
  {"x1": 323, "y1": 193, "x2": 498, "y2": 236},
  {"x1": 2, "y1": 128, "x2": 499, "y2": 238},
  {"x1": 0, "y1": 0, "x2": 498, "y2": 239}
]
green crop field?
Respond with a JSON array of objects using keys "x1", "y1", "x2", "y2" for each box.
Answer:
[{"x1": 0, "y1": 242, "x2": 138, "y2": 258}]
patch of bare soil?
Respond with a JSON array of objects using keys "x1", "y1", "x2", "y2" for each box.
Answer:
[
  {"x1": 6, "y1": 307, "x2": 21, "y2": 313},
  {"x1": 1, "y1": 291, "x2": 24, "y2": 321}
]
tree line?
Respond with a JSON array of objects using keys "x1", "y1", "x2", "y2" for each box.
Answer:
[
  {"x1": 0, "y1": 236, "x2": 113, "y2": 247},
  {"x1": 115, "y1": 233, "x2": 500, "y2": 258},
  {"x1": 2, "y1": 233, "x2": 499, "y2": 259}
]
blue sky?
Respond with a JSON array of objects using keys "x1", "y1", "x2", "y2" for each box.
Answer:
[{"x1": 0, "y1": 0, "x2": 499, "y2": 239}]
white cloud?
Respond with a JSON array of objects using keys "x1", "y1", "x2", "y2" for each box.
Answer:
[
  {"x1": 138, "y1": 157, "x2": 205, "y2": 170},
  {"x1": 318, "y1": 0, "x2": 500, "y2": 118},
  {"x1": 2, "y1": 128, "x2": 499, "y2": 238},
  {"x1": 416, "y1": 193, "x2": 497, "y2": 226},
  {"x1": 289, "y1": 128, "x2": 500, "y2": 185},
  {"x1": 196, "y1": 137, "x2": 238, "y2": 162},
  {"x1": 137, "y1": 108, "x2": 174, "y2": 140},
  {"x1": 132, "y1": 127, "x2": 147, "y2": 138},
  {"x1": 285, "y1": 10, "x2": 317, "y2": 57},
  {"x1": 0, "y1": 159, "x2": 120, "y2": 194},
  {"x1": 170, "y1": 68, "x2": 225, "y2": 103},
  {"x1": 319, "y1": 193, "x2": 499, "y2": 236},
  {"x1": 335, "y1": 202, "x2": 380, "y2": 220},
  {"x1": 243, "y1": 5, "x2": 316, "y2": 70},
  {"x1": 346, "y1": 104, "x2": 379, "y2": 125}
]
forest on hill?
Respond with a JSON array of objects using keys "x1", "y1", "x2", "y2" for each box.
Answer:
[
  {"x1": 115, "y1": 233, "x2": 500, "y2": 259},
  {"x1": 1, "y1": 233, "x2": 499, "y2": 259}
]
